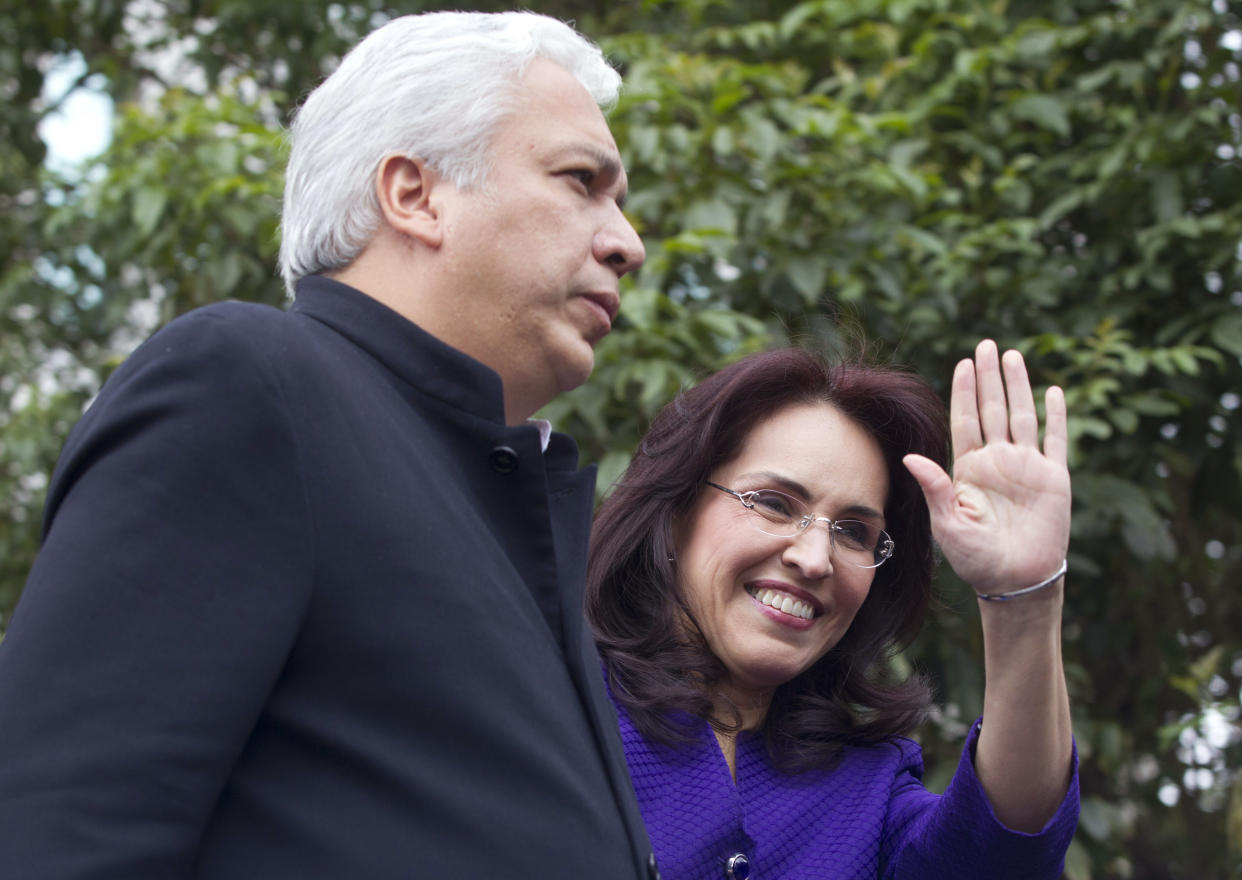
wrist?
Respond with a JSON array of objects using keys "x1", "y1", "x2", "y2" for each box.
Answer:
[{"x1": 975, "y1": 559, "x2": 1068, "y2": 602}]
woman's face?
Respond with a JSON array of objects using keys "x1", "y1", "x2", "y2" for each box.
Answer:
[{"x1": 673, "y1": 401, "x2": 890, "y2": 714}]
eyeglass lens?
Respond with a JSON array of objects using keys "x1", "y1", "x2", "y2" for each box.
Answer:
[{"x1": 710, "y1": 484, "x2": 892, "y2": 568}]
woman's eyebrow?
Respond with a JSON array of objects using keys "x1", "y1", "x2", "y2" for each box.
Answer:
[
  {"x1": 736, "y1": 471, "x2": 810, "y2": 498},
  {"x1": 839, "y1": 503, "x2": 886, "y2": 523},
  {"x1": 737, "y1": 471, "x2": 885, "y2": 522}
]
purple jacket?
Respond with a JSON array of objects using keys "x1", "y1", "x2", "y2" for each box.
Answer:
[{"x1": 612, "y1": 695, "x2": 1078, "y2": 880}]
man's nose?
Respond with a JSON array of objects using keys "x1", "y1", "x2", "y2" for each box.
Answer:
[{"x1": 595, "y1": 204, "x2": 645, "y2": 278}]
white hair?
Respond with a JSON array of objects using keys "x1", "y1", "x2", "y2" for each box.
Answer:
[{"x1": 278, "y1": 11, "x2": 622, "y2": 293}]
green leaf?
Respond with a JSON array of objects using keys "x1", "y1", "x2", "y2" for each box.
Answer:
[
  {"x1": 1074, "y1": 416, "x2": 1113, "y2": 440},
  {"x1": 744, "y1": 118, "x2": 782, "y2": 163},
  {"x1": 681, "y1": 198, "x2": 738, "y2": 236},
  {"x1": 1151, "y1": 172, "x2": 1184, "y2": 223},
  {"x1": 888, "y1": 138, "x2": 928, "y2": 169},
  {"x1": 1009, "y1": 93, "x2": 1071, "y2": 138},
  {"x1": 1124, "y1": 392, "x2": 1180, "y2": 418},
  {"x1": 210, "y1": 252, "x2": 244, "y2": 298},
  {"x1": 899, "y1": 225, "x2": 947, "y2": 256},
  {"x1": 1169, "y1": 348, "x2": 1199, "y2": 375},
  {"x1": 596, "y1": 450, "x2": 634, "y2": 498},
  {"x1": 1016, "y1": 27, "x2": 1060, "y2": 59},
  {"x1": 1079, "y1": 796, "x2": 1112, "y2": 842},
  {"x1": 786, "y1": 256, "x2": 828, "y2": 300},
  {"x1": 131, "y1": 186, "x2": 167, "y2": 237},
  {"x1": 1038, "y1": 188, "x2": 1083, "y2": 228},
  {"x1": 1210, "y1": 311, "x2": 1242, "y2": 357},
  {"x1": 1063, "y1": 837, "x2": 1093, "y2": 880},
  {"x1": 1108, "y1": 408, "x2": 1138, "y2": 434}
]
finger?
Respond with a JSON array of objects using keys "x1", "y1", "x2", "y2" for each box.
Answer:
[
  {"x1": 1001, "y1": 349, "x2": 1039, "y2": 447},
  {"x1": 973, "y1": 339, "x2": 1009, "y2": 443},
  {"x1": 949, "y1": 356, "x2": 982, "y2": 459},
  {"x1": 1042, "y1": 385, "x2": 1068, "y2": 466},
  {"x1": 903, "y1": 453, "x2": 957, "y2": 524}
]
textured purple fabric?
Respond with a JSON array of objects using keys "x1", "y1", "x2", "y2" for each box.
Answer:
[{"x1": 611, "y1": 695, "x2": 1078, "y2": 880}]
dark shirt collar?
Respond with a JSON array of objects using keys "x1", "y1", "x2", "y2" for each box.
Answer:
[{"x1": 290, "y1": 274, "x2": 508, "y2": 426}]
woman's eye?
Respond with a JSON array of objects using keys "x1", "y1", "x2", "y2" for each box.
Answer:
[
  {"x1": 752, "y1": 491, "x2": 795, "y2": 518},
  {"x1": 566, "y1": 169, "x2": 595, "y2": 189},
  {"x1": 834, "y1": 521, "x2": 872, "y2": 546}
]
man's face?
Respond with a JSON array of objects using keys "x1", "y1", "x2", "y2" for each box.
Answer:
[{"x1": 436, "y1": 59, "x2": 645, "y2": 423}]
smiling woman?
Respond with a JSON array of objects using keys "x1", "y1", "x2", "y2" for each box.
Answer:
[
  {"x1": 587, "y1": 344, "x2": 1079, "y2": 880},
  {"x1": 673, "y1": 401, "x2": 891, "y2": 735}
]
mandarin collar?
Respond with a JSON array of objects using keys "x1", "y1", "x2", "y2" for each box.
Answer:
[{"x1": 291, "y1": 275, "x2": 508, "y2": 426}]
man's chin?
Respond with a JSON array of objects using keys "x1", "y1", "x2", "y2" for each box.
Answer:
[{"x1": 556, "y1": 349, "x2": 597, "y2": 394}]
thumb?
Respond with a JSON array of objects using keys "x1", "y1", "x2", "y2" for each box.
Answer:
[{"x1": 902, "y1": 453, "x2": 957, "y2": 524}]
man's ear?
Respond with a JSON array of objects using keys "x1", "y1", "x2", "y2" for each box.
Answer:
[{"x1": 374, "y1": 154, "x2": 444, "y2": 249}]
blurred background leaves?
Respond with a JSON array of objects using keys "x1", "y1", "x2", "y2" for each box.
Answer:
[{"x1": 2, "y1": 0, "x2": 1240, "y2": 875}]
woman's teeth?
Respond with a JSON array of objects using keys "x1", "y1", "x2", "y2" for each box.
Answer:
[{"x1": 748, "y1": 586, "x2": 814, "y2": 620}]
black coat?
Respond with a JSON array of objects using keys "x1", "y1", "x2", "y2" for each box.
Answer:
[{"x1": 0, "y1": 277, "x2": 656, "y2": 879}]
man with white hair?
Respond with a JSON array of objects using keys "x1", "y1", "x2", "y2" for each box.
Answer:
[{"x1": 0, "y1": 12, "x2": 657, "y2": 879}]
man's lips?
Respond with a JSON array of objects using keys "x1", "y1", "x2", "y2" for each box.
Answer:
[{"x1": 579, "y1": 291, "x2": 620, "y2": 327}]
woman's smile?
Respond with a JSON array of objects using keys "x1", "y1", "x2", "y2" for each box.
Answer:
[
  {"x1": 675, "y1": 401, "x2": 889, "y2": 701},
  {"x1": 745, "y1": 581, "x2": 821, "y2": 626}
]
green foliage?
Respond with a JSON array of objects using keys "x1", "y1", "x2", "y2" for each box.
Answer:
[
  {"x1": 3, "y1": 0, "x2": 1241, "y2": 874},
  {"x1": 68, "y1": 86, "x2": 287, "y2": 315}
]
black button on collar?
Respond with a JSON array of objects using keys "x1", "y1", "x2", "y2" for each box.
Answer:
[
  {"x1": 488, "y1": 445, "x2": 519, "y2": 474},
  {"x1": 724, "y1": 852, "x2": 750, "y2": 880}
]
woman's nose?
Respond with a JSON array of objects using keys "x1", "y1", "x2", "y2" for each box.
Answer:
[{"x1": 780, "y1": 520, "x2": 836, "y2": 579}]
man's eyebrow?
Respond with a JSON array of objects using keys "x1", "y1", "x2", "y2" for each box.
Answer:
[{"x1": 551, "y1": 144, "x2": 629, "y2": 207}]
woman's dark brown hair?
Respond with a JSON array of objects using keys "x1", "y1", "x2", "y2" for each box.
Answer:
[{"x1": 586, "y1": 347, "x2": 950, "y2": 772}]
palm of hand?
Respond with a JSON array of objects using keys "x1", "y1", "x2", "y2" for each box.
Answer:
[
  {"x1": 904, "y1": 341, "x2": 1072, "y2": 596},
  {"x1": 940, "y1": 440, "x2": 1071, "y2": 594}
]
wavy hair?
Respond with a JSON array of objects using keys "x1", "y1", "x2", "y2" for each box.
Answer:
[
  {"x1": 279, "y1": 11, "x2": 621, "y2": 292},
  {"x1": 587, "y1": 348, "x2": 950, "y2": 772}
]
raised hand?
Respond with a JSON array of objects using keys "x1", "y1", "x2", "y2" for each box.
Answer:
[{"x1": 903, "y1": 339, "x2": 1071, "y2": 596}]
